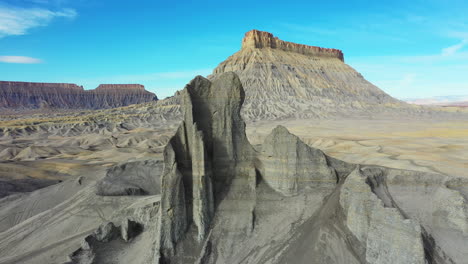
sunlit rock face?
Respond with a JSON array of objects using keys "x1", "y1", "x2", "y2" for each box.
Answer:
[
  {"x1": 0, "y1": 72, "x2": 466, "y2": 264},
  {"x1": 152, "y1": 72, "x2": 464, "y2": 264},
  {"x1": 210, "y1": 30, "x2": 423, "y2": 120}
]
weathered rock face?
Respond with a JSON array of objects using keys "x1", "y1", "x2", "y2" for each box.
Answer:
[
  {"x1": 1, "y1": 72, "x2": 466, "y2": 264},
  {"x1": 96, "y1": 160, "x2": 163, "y2": 196},
  {"x1": 0, "y1": 81, "x2": 157, "y2": 110},
  {"x1": 0, "y1": 178, "x2": 61, "y2": 198},
  {"x1": 258, "y1": 125, "x2": 337, "y2": 196},
  {"x1": 157, "y1": 72, "x2": 256, "y2": 261},
  {"x1": 340, "y1": 167, "x2": 425, "y2": 264},
  {"x1": 152, "y1": 72, "x2": 466, "y2": 264},
  {"x1": 242, "y1": 29, "x2": 344, "y2": 61},
  {"x1": 69, "y1": 220, "x2": 144, "y2": 264},
  {"x1": 95, "y1": 84, "x2": 146, "y2": 91},
  {"x1": 210, "y1": 30, "x2": 420, "y2": 120}
]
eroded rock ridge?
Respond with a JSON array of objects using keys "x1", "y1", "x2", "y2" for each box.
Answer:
[
  {"x1": 1, "y1": 73, "x2": 466, "y2": 264},
  {"x1": 152, "y1": 72, "x2": 466, "y2": 263},
  {"x1": 242, "y1": 29, "x2": 344, "y2": 61},
  {"x1": 0, "y1": 81, "x2": 157, "y2": 110}
]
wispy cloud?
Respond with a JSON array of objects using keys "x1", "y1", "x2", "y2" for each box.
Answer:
[
  {"x1": 0, "y1": 55, "x2": 42, "y2": 63},
  {"x1": 375, "y1": 39, "x2": 468, "y2": 64},
  {"x1": 441, "y1": 39, "x2": 467, "y2": 56},
  {"x1": 447, "y1": 31, "x2": 468, "y2": 39},
  {"x1": 0, "y1": 5, "x2": 76, "y2": 37},
  {"x1": 31, "y1": 0, "x2": 73, "y2": 5}
]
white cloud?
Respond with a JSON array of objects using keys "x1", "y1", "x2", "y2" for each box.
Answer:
[
  {"x1": 442, "y1": 40, "x2": 467, "y2": 56},
  {"x1": 0, "y1": 55, "x2": 42, "y2": 63},
  {"x1": 0, "y1": 5, "x2": 76, "y2": 37},
  {"x1": 447, "y1": 31, "x2": 468, "y2": 39},
  {"x1": 361, "y1": 40, "x2": 468, "y2": 64}
]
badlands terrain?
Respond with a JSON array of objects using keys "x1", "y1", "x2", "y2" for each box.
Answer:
[
  {"x1": 0, "y1": 82, "x2": 157, "y2": 113},
  {"x1": 0, "y1": 30, "x2": 467, "y2": 264},
  {"x1": 406, "y1": 95, "x2": 468, "y2": 107}
]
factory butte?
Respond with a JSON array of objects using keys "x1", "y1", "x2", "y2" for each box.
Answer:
[
  {"x1": 0, "y1": 30, "x2": 466, "y2": 264},
  {"x1": 2, "y1": 29, "x2": 413, "y2": 119}
]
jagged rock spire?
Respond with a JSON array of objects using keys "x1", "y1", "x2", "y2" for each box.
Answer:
[
  {"x1": 157, "y1": 72, "x2": 256, "y2": 261},
  {"x1": 155, "y1": 72, "x2": 437, "y2": 264}
]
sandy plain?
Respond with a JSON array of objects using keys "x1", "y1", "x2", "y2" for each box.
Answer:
[
  {"x1": 248, "y1": 119, "x2": 468, "y2": 178},
  {"x1": 0, "y1": 109, "x2": 467, "y2": 263},
  {"x1": 1, "y1": 117, "x2": 466, "y2": 185}
]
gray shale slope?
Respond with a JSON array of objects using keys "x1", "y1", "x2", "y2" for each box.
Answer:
[
  {"x1": 150, "y1": 72, "x2": 466, "y2": 264},
  {"x1": 210, "y1": 30, "x2": 467, "y2": 120},
  {"x1": 0, "y1": 73, "x2": 466, "y2": 264}
]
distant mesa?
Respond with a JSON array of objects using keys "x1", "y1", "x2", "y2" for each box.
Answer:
[
  {"x1": 0, "y1": 81, "x2": 157, "y2": 110},
  {"x1": 210, "y1": 29, "x2": 409, "y2": 120},
  {"x1": 242, "y1": 29, "x2": 344, "y2": 61},
  {"x1": 95, "y1": 84, "x2": 146, "y2": 91},
  {"x1": 405, "y1": 95, "x2": 468, "y2": 108}
]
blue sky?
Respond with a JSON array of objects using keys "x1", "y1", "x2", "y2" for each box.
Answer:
[{"x1": 0, "y1": 0, "x2": 467, "y2": 99}]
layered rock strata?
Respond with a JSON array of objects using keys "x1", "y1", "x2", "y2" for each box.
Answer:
[
  {"x1": 0, "y1": 81, "x2": 157, "y2": 109},
  {"x1": 340, "y1": 167, "x2": 425, "y2": 264},
  {"x1": 210, "y1": 30, "x2": 439, "y2": 120},
  {"x1": 242, "y1": 29, "x2": 344, "y2": 61},
  {"x1": 258, "y1": 125, "x2": 337, "y2": 196},
  {"x1": 69, "y1": 220, "x2": 143, "y2": 264},
  {"x1": 157, "y1": 72, "x2": 256, "y2": 261},
  {"x1": 152, "y1": 72, "x2": 465, "y2": 264},
  {"x1": 96, "y1": 160, "x2": 163, "y2": 196},
  {"x1": 2, "y1": 73, "x2": 466, "y2": 264}
]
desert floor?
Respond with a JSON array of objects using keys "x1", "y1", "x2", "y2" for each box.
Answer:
[
  {"x1": 248, "y1": 119, "x2": 468, "y2": 177},
  {"x1": 1, "y1": 118, "x2": 466, "y2": 186}
]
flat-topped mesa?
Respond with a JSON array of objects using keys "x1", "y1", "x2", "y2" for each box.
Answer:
[
  {"x1": 95, "y1": 84, "x2": 145, "y2": 91},
  {"x1": 0, "y1": 81, "x2": 156, "y2": 109},
  {"x1": 242, "y1": 29, "x2": 344, "y2": 61},
  {"x1": 0, "y1": 81, "x2": 84, "y2": 91}
]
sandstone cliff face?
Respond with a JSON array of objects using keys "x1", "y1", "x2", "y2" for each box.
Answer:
[
  {"x1": 150, "y1": 73, "x2": 464, "y2": 264},
  {"x1": 1, "y1": 73, "x2": 466, "y2": 264},
  {"x1": 258, "y1": 125, "x2": 337, "y2": 196},
  {"x1": 157, "y1": 73, "x2": 256, "y2": 261},
  {"x1": 242, "y1": 29, "x2": 344, "y2": 61},
  {"x1": 211, "y1": 30, "x2": 412, "y2": 120},
  {"x1": 0, "y1": 81, "x2": 157, "y2": 110},
  {"x1": 339, "y1": 167, "x2": 425, "y2": 264}
]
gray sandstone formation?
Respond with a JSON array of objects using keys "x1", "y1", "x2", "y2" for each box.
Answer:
[
  {"x1": 258, "y1": 125, "x2": 337, "y2": 196},
  {"x1": 0, "y1": 178, "x2": 61, "y2": 198},
  {"x1": 340, "y1": 167, "x2": 425, "y2": 264},
  {"x1": 157, "y1": 72, "x2": 256, "y2": 262},
  {"x1": 0, "y1": 72, "x2": 466, "y2": 264},
  {"x1": 151, "y1": 72, "x2": 466, "y2": 264},
  {"x1": 96, "y1": 159, "x2": 163, "y2": 196},
  {"x1": 69, "y1": 220, "x2": 144, "y2": 264}
]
